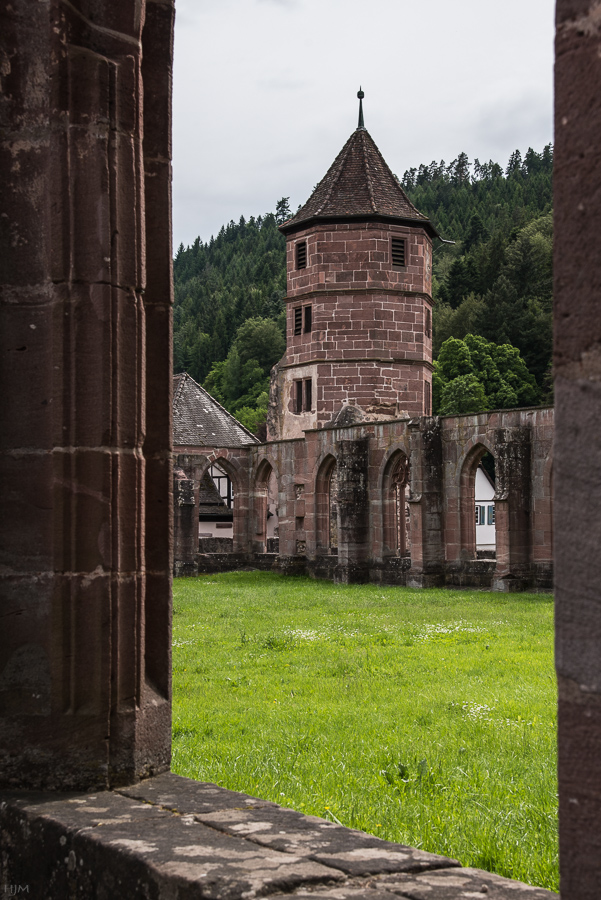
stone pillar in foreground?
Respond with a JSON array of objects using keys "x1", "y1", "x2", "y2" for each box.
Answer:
[
  {"x1": 555, "y1": 2, "x2": 601, "y2": 896},
  {"x1": 0, "y1": 0, "x2": 175, "y2": 790}
]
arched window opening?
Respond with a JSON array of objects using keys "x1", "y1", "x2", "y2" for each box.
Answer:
[
  {"x1": 266, "y1": 469, "x2": 279, "y2": 552},
  {"x1": 253, "y1": 460, "x2": 278, "y2": 553},
  {"x1": 316, "y1": 456, "x2": 338, "y2": 555},
  {"x1": 197, "y1": 464, "x2": 234, "y2": 542},
  {"x1": 475, "y1": 452, "x2": 496, "y2": 559},
  {"x1": 460, "y1": 445, "x2": 496, "y2": 559},
  {"x1": 209, "y1": 463, "x2": 234, "y2": 508},
  {"x1": 383, "y1": 452, "x2": 410, "y2": 556},
  {"x1": 328, "y1": 464, "x2": 338, "y2": 554},
  {"x1": 198, "y1": 460, "x2": 237, "y2": 552}
]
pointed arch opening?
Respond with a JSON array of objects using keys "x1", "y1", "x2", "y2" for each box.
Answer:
[
  {"x1": 315, "y1": 455, "x2": 338, "y2": 555},
  {"x1": 253, "y1": 459, "x2": 278, "y2": 553},
  {"x1": 382, "y1": 450, "x2": 410, "y2": 556},
  {"x1": 460, "y1": 445, "x2": 496, "y2": 559},
  {"x1": 199, "y1": 456, "x2": 240, "y2": 552}
]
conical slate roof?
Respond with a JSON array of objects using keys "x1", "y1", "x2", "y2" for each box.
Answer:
[
  {"x1": 281, "y1": 127, "x2": 436, "y2": 235},
  {"x1": 173, "y1": 373, "x2": 259, "y2": 447}
]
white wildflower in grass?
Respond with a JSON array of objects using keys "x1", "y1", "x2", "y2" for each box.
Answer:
[
  {"x1": 284, "y1": 628, "x2": 322, "y2": 641},
  {"x1": 461, "y1": 701, "x2": 495, "y2": 723},
  {"x1": 412, "y1": 620, "x2": 487, "y2": 642}
]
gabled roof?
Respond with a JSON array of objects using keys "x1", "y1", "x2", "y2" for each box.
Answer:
[
  {"x1": 197, "y1": 470, "x2": 232, "y2": 518},
  {"x1": 281, "y1": 127, "x2": 437, "y2": 237},
  {"x1": 173, "y1": 373, "x2": 259, "y2": 447},
  {"x1": 197, "y1": 470, "x2": 227, "y2": 508}
]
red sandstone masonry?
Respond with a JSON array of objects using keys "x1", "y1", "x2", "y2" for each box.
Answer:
[
  {"x1": 0, "y1": 0, "x2": 175, "y2": 791},
  {"x1": 554, "y1": 5, "x2": 601, "y2": 894},
  {"x1": 0, "y1": 3, "x2": 567, "y2": 895},
  {"x1": 287, "y1": 292, "x2": 430, "y2": 362},
  {"x1": 176, "y1": 408, "x2": 552, "y2": 594},
  {"x1": 286, "y1": 222, "x2": 432, "y2": 299}
]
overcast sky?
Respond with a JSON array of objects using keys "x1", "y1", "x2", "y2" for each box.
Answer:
[{"x1": 172, "y1": 0, "x2": 554, "y2": 250}]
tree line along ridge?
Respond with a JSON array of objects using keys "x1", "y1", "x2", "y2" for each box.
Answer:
[{"x1": 173, "y1": 144, "x2": 553, "y2": 433}]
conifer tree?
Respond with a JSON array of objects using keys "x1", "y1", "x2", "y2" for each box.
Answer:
[{"x1": 173, "y1": 147, "x2": 554, "y2": 424}]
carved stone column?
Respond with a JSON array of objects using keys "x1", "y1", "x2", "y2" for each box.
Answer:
[
  {"x1": 492, "y1": 426, "x2": 531, "y2": 592},
  {"x1": 407, "y1": 418, "x2": 444, "y2": 588},
  {"x1": 173, "y1": 468, "x2": 198, "y2": 577},
  {"x1": 555, "y1": 3, "x2": 601, "y2": 896},
  {"x1": 0, "y1": 0, "x2": 175, "y2": 789},
  {"x1": 334, "y1": 437, "x2": 370, "y2": 584}
]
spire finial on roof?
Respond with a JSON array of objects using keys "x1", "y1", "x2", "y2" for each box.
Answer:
[{"x1": 357, "y1": 87, "x2": 365, "y2": 129}]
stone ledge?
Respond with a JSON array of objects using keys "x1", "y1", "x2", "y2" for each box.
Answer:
[
  {"x1": 119, "y1": 774, "x2": 456, "y2": 878},
  {"x1": 0, "y1": 772, "x2": 558, "y2": 899},
  {"x1": 266, "y1": 867, "x2": 558, "y2": 898}
]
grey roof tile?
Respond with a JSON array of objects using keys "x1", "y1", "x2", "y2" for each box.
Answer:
[
  {"x1": 282, "y1": 128, "x2": 435, "y2": 235},
  {"x1": 173, "y1": 373, "x2": 259, "y2": 447}
]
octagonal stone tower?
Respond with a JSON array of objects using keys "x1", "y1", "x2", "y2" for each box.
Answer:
[{"x1": 267, "y1": 98, "x2": 438, "y2": 441}]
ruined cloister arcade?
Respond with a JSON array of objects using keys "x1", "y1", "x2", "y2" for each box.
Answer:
[
  {"x1": 174, "y1": 405, "x2": 554, "y2": 592},
  {"x1": 1, "y1": 0, "x2": 600, "y2": 895}
]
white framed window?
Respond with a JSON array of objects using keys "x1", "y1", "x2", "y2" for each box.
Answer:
[{"x1": 475, "y1": 505, "x2": 486, "y2": 526}]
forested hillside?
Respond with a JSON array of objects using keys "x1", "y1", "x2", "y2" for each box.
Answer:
[
  {"x1": 401, "y1": 147, "x2": 553, "y2": 399},
  {"x1": 173, "y1": 146, "x2": 553, "y2": 430},
  {"x1": 173, "y1": 208, "x2": 287, "y2": 385}
]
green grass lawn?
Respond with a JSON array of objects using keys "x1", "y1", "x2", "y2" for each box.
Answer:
[{"x1": 172, "y1": 571, "x2": 558, "y2": 892}]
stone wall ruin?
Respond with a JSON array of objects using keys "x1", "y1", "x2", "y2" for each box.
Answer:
[
  {"x1": 0, "y1": 0, "x2": 600, "y2": 896},
  {"x1": 174, "y1": 406, "x2": 554, "y2": 593}
]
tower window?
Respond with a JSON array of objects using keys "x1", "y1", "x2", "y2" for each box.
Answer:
[
  {"x1": 304, "y1": 378, "x2": 312, "y2": 411},
  {"x1": 294, "y1": 378, "x2": 313, "y2": 413},
  {"x1": 296, "y1": 241, "x2": 307, "y2": 269},
  {"x1": 294, "y1": 307, "x2": 302, "y2": 335},
  {"x1": 425, "y1": 306, "x2": 431, "y2": 338},
  {"x1": 425, "y1": 380, "x2": 431, "y2": 416},
  {"x1": 295, "y1": 379, "x2": 303, "y2": 412},
  {"x1": 391, "y1": 237, "x2": 406, "y2": 268},
  {"x1": 303, "y1": 305, "x2": 312, "y2": 333}
]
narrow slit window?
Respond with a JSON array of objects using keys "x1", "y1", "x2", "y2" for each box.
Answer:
[
  {"x1": 425, "y1": 306, "x2": 431, "y2": 338},
  {"x1": 425, "y1": 380, "x2": 431, "y2": 416},
  {"x1": 296, "y1": 241, "x2": 307, "y2": 269},
  {"x1": 304, "y1": 378, "x2": 312, "y2": 411},
  {"x1": 303, "y1": 305, "x2": 312, "y2": 333},
  {"x1": 294, "y1": 307, "x2": 302, "y2": 335},
  {"x1": 391, "y1": 237, "x2": 406, "y2": 268},
  {"x1": 295, "y1": 380, "x2": 303, "y2": 413}
]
